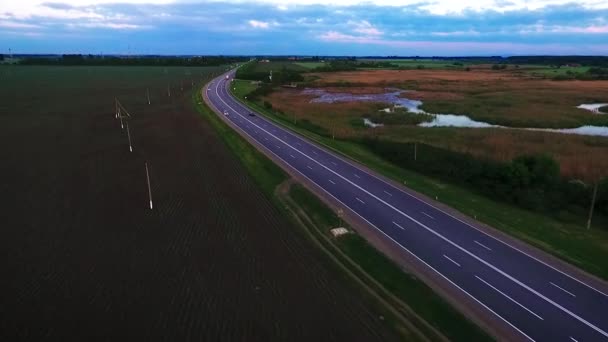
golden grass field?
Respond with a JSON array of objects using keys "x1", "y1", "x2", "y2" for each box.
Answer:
[{"x1": 264, "y1": 69, "x2": 608, "y2": 181}]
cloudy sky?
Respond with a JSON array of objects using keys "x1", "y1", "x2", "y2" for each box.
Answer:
[{"x1": 1, "y1": 0, "x2": 607, "y2": 55}]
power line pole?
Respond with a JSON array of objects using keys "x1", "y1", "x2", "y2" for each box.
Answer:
[
  {"x1": 126, "y1": 120, "x2": 133, "y2": 152},
  {"x1": 145, "y1": 162, "x2": 153, "y2": 210}
]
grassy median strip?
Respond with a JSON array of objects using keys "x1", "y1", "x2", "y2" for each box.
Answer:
[
  {"x1": 194, "y1": 84, "x2": 494, "y2": 341},
  {"x1": 229, "y1": 79, "x2": 608, "y2": 280}
]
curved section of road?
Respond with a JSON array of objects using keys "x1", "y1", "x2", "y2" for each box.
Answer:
[{"x1": 204, "y1": 71, "x2": 608, "y2": 342}]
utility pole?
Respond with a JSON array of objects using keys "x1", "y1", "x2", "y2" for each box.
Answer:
[
  {"x1": 126, "y1": 120, "x2": 133, "y2": 152},
  {"x1": 586, "y1": 181, "x2": 599, "y2": 230},
  {"x1": 145, "y1": 162, "x2": 153, "y2": 210}
]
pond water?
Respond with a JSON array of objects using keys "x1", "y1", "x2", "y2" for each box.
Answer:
[
  {"x1": 303, "y1": 88, "x2": 608, "y2": 137},
  {"x1": 577, "y1": 103, "x2": 608, "y2": 114}
]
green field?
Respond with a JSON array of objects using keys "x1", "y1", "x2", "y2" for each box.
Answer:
[
  {"x1": 231, "y1": 78, "x2": 608, "y2": 280},
  {"x1": 249, "y1": 60, "x2": 308, "y2": 72},
  {"x1": 295, "y1": 61, "x2": 327, "y2": 69},
  {"x1": 525, "y1": 66, "x2": 590, "y2": 77}
]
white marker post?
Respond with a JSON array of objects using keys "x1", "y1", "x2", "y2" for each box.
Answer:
[
  {"x1": 119, "y1": 107, "x2": 124, "y2": 130},
  {"x1": 126, "y1": 121, "x2": 133, "y2": 152},
  {"x1": 146, "y1": 88, "x2": 151, "y2": 105},
  {"x1": 167, "y1": 84, "x2": 171, "y2": 97},
  {"x1": 145, "y1": 162, "x2": 153, "y2": 209}
]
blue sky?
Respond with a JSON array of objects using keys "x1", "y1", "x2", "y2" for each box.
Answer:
[{"x1": 1, "y1": 0, "x2": 607, "y2": 56}]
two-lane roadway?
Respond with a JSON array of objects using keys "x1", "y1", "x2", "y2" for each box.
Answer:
[{"x1": 204, "y1": 70, "x2": 608, "y2": 341}]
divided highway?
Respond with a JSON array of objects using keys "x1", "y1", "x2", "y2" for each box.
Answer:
[{"x1": 205, "y1": 71, "x2": 608, "y2": 341}]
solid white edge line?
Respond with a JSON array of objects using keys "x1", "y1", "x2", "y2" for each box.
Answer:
[
  {"x1": 475, "y1": 240, "x2": 493, "y2": 251},
  {"x1": 207, "y1": 76, "x2": 534, "y2": 341},
  {"x1": 443, "y1": 254, "x2": 461, "y2": 267},
  {"x1": 476, "y1": 275, "x2": 544, "y2": 321},
  {"x1": 551, "y1": 282, "x2": 577, "y2": 298}
]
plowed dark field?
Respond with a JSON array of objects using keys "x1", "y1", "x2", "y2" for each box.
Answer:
[{"x1": 0, "y1": 66, "x2": 397, "y2": 341}]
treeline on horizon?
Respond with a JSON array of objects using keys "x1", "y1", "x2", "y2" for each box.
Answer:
[{"x1": 15, "y1": 54, "x2": 247, "y2": 66}]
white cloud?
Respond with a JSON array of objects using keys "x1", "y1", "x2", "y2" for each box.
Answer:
[
  {"x1": 248, "y1": 19, "x2": 273, "y2": 28},
  {"x1": 349, "y1": 20, "x2": 383, "y2": 36},
  {"x1": 2, "y1": 0, "x2": 608, "y2": 21},
  {"x1": 520, "y1": 24, "x2": 608, "y2": 34},
  {"x1": 0, "y1": 20, "x2": 41, "y2": 29}
]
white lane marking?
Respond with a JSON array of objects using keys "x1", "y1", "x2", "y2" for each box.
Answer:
[
  {"x1": 329, "y1": 179, "x2": 336, "y2": 185},
  {"x1": 570, "y1": 337, "x2": 579, "y2": 342},
  {"x1": 474, "y1": 240, "x2": 493, "y2": 251},
  {"x1": 307, "y1": 165, "x2": 313, "y2": 170},
  {"x1": 210, "y1": 79, "x2": 534, "y2": 342},
  {"x1": 443, "y1": 254, "x2": 461, "y2": 267},
  {"x1": 476, "y1": 275, "x2": 544, "y2": 321},
  {"x1": 354, "y1": 174, "x2": 361, "y2": 178},
  {"x1": 384, "y1": 190, "x2": 392, "y2": 197},
  {"x1": 275, "y1": 145, "x2": 281, "y2": 149},
  {"x1": 422, "y1": 212, "x2": 435, "y2": 220},
  {"x1": 331, "y1": 161, "x2": 337, "y2": 166},
  {"x1": 289, "y1": 154, "x2": 296, "y2": 159},
  {"x1": 551, "y1": 282, "x2": 577, "y2": 298},
  {"x1": 312, "y1": 151, "x2": 318, "y2": 155},
  {"x1": 393, "y1": 221, "x2": 405, "y2": 230},
  {"x1": 264, "y1": 137, "x2": 268, "y2": 141},
  {"x1": 355, "y1": 197, "x2": 365, "y2": 204}
]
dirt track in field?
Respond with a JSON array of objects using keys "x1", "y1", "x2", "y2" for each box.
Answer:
[{"x1": 0, "y1": 66, "x2": 398, "y2": 341}]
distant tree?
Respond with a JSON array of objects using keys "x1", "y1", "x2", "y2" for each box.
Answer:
[{"x1": 0, "y1": 54, "x2": 4, "y2": 61}]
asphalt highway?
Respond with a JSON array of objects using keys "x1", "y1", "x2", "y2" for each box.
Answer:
[{"x1": 205, "y1": 71, "x2": 608, "y2": 341}]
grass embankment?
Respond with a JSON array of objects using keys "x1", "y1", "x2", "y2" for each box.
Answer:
[
  {"x1": 195, "y1": 84, "x2": 492, "y2": 341},
  {"x1": 287, "y1": 183, "x2": 492, "y2": 341},
  {"x1": 230, "y1": 78, "x2": 608, "y2": 280}
]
